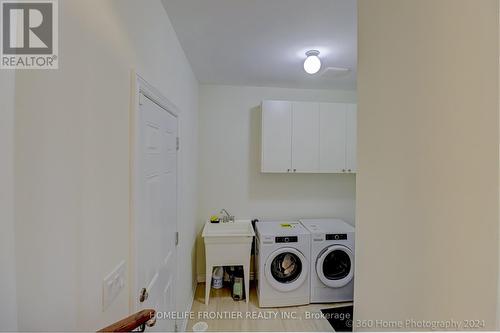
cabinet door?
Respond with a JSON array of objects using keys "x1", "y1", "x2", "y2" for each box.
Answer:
[
  {"x1": 291, "y1": 102, "x2": 320, "y2": 172},
  {"x1": 319, "y1": 103, "x2": 347, "y2": 172},
  {"x1": 261, "y1": 101, "x2": 292, "y2": 172},
  {"x1": 346, "y1": 104, "x2": 357, "y2": 173}
]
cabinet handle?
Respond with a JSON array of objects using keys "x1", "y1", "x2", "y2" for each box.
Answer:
[
  {"x1": 348, "y1": 169, "x2": 352, "y2": 172},
  {"x1": 293, "y1": 169, "x2": 297, "y2": 172},
  {"x1": 287, "y1": 169, "x2": 291, "y2": 172},
  {"x1": 342, "y1": 169, "x2": 346, "y2": 173}
]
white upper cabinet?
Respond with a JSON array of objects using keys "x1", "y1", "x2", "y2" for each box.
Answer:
[
  {"x1": 261, "y1": 100, "x2": 357, "y2": 174},
  {"x1": 261, "y1": 100, "x2": 292, "y2": 172},
  {"x1": 319, "y1": 103, "x2": 347, "y2": 173},
  {"x1": 292, "y1": 102, "x2": 320, "y2": 172},
  {"x1": 345, "y1": 104, "x2": 357, "y2": 172}
]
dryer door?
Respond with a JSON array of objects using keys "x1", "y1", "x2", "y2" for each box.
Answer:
[
  {"x1": 316, "y1": 245, "x2": 354, "y2": 288},
  {"x1": 265, "y1": 247, "x2": 308, "y2": 292}
]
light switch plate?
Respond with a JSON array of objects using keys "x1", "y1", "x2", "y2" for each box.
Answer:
[{"x1": 103, "y1": 260, "x2": 126, "y2": 311}]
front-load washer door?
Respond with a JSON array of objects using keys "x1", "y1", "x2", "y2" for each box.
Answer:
[
  {"x1": 316, "y1": 245, "x2": 354, "y2": 288},
  {"x1": 265, "y1": 247, "x2": 308, "y2": 292}
]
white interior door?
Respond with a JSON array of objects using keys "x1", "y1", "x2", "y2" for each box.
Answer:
[
  {"x1": 292, "y1": 102, "x2": 320, "y2": 172},
  {"x1": 319, "y1": 103, "x2": 347, "y2": 173},
  {"x1": 134, "y1": 92, "x2": 178, "y2": 332},
  {"x1": 346, "y1": 104, "x2": 357, "y2": 172},
  {"x1": 261, "y1": 100, "x2": 292, "y2": 172}
]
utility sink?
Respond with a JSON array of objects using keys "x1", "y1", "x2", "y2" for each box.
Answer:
[
  {"x1": 202, "y1": 219, "x2": 255, "y2": 238},
  {"x1": 202, "y1": 219, "x2": 255, "y2": 304}
]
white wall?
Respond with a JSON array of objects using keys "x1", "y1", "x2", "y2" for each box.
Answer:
[
  {"x1": 14, "y1": 0, "x2": 198, "y2": 331},
  {"x1": 0, "y1": 70, "x2": 18, "y2": 331},
  {"x1": 498, "y1": 3, "x2": 500, "y2": 327},
  {"x1": 355, "y1": 0, "x2": 499, "y2": 330},
  {"x1": 197, "y1": 84, "x2": 357, "y2": 277}
]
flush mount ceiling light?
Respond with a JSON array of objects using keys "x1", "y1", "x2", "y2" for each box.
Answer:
[{"x1": 303, "y1": 50, "x2": 321, "y2": 74}]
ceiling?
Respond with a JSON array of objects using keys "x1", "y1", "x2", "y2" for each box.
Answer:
[{"x1": 162, "y1": 0, "x2": 357, "y2": 90}]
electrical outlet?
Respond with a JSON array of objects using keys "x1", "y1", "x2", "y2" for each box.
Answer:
[{"x1": 103, "y1": 260, "x2": 126, "y2": 311}]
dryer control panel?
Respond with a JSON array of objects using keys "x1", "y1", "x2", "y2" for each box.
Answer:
[
  {"x1": 326, "y1": 234, "x2": 347, "y2": 240},
  {"x1": 275, "y1": 236, "x2": 298, "y2": 243}
]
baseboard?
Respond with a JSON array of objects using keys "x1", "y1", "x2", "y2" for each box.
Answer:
[{"x1": 197, "y1": 272, "x2": 255, "y2": 283}]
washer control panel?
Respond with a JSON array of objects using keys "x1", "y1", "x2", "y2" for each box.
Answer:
[
  {"x1": 275, "y1": 236, "x2": 298, "y2": 243},
  {"x1": 326, "y1": 234, "x2": 347, "y2": 241}
]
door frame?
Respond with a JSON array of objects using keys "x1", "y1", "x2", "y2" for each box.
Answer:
[{"x1": 130, "y1": 71, "x2": 181, "y2": 325}]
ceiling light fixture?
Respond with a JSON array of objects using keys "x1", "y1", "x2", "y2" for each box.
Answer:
[{"x1": 303, "y1": 50, "x2": 321, "y2": 74}]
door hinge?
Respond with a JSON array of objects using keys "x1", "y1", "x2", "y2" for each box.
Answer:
[
  {"x1": 175, "y1": 232, "x2": 179, "y2": 246},
  {"x1": 176, "y1": 137, "x2": 180, "y2": 151}
]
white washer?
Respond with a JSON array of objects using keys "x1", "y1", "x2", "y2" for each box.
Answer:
[
  {"x1": 255, "y1": 221, "x2": 311, "y2": 307},
  {"x1": 300, "y1": 219, "x2": 355, "y2": 303}
]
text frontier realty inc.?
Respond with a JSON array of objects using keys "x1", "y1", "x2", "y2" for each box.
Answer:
[{"x1": 155, "y1": 311, "x2": 335, "y2": 321}]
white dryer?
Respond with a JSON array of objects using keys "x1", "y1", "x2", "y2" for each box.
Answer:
[
  {"x1": 255, "y1": 221, "x2": 310, "y2": 307},
  {"x1": 300, "y1": 219, "x2": 355, "y2": 303}
]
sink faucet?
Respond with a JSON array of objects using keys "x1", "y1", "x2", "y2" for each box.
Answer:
[{"x1": 220, "y1": 209, "x2": 235, "y2": 223}]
